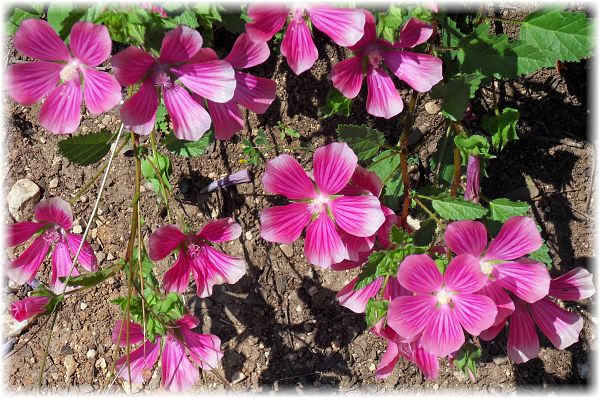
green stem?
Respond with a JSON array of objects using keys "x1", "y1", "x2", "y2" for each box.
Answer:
[{"x1": 412, "y1": 197, "x2": 444, "y2": 227}]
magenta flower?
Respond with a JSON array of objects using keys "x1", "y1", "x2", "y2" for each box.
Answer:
[
  {"x1": 464, "y1": 155, "x2": 481, "y2": 203},
  {"x1": 480, "y1": 267, "x2": 595, "y2": 363},
  {"x1": 260, "y1": 142, "x2": 386, "y2": 268},
  {"x1": 444, "y1": 217, "x2": 551, "y2": 311},
  {"x1": 10, "y1": 296, "x2": 50, "y2": 322},
  {"x1": 245, "y1": 4, "x2": 366, "y2": 75},
  {"x1": 336, "y1": 276, "x2": 383, "y2": 313},
  {"x1": 113, "y1": 315, "x2": 223, "y2": 391},
  {"x1": 387, "y1": 254, "x2": 497, "y2": 357},
  {"x1": 6, "y1": 19, "x2": 121, "y2": 134},
  {"x1": 112, "y1": 26, "x2": 235, "y2": 140},
  {"x1": 331, "y1": 12, "x2": 443, "y2": 119},
  {"x1": 189, "y1": 34, "x2": 276, "y2": 140},
  {"x1": 148, "y1": 218, "x2": 245, "y2": 297},
  {"x1": 5, "y1": 197, "x2": 97, "y2": 292}
]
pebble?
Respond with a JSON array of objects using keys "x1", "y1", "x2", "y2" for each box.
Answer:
[
  {"x1": 433, "y1": 383, "x2": 440, "y2": 390},
  {"x1": 49, "y1": 178, "x2": 59, "y2": 189},
  {"x1": 86, "y1": 349, "x2": 96, "y2": 359},
  {"x1": 95, "y1": 357, "x2": 107, "y2": 370},
  {"x1": 425, "y1": 101, "x2": 440, "y2": 115},
  {"x1": 245, "y1": 231, "x2": 253, "y2": 241},
  {"x1": 107, "y1": 253, "x2": 115, "y2": 261},
  {"x1": 492, "y1": 355, "x2": 508, "y2": 365},
  {"x1": 231, "y1": 371, "x2": 246, "y2": 384},
  {"x1": 279, "y1": 244, "x2": 294, "y2": 257},
  {"x1": 64, "y1": 355, "x2": 77, "y2": 378},
  {"x1": 122, "y1": 382, "x2": 143, "y2": 394},
  {"x1": 73, "y1": 225, "x2": 83, "y2": 234},
  {"x1": 369, "y1": 363, "x2": 376, "y2": 371},
  {"x1": 307, "y1": 286, "x2": 318, "y2": 296},
  {"x1": 4, "y1": 315, "x2": 28, "y2": 337},
  {"x1": 453, "y1": 370, "x2": 467, "y2": 382},
  {"x1": 7, "y1": 179, "x2": 41, "y2": 221}
]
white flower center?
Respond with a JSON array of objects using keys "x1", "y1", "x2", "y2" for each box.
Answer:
[
  {"x1": 42, "y1": 228, "x2": 62, "y2": 245},
  {"x1": 480, "y1": 260, "x2": 493, "y2": 276},
  {"x1": 308, "y1": 195, "x2": 329, "y2": 215},
  {"x1": 436, "y1": 289, "x2": 451, "y2": 306},
  {"x1": 60, "y1": 60, "x2": 80, "y2": 82}
]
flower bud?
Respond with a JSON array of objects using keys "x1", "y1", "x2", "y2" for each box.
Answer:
[{"x1": 10, "y1": 296, "x2": 50, "y2": 322}]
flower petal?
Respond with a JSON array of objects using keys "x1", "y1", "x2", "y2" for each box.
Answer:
[
  {"x1": 10, "y1": 296, "x2": 50, "y2": 322},
  {"x1": 39, "y1": 78, "x2": 82, "y2": 134},
  {"x1": 444, "y1": 220, "x2": 487, "y2": 257},
  {"x1": 308, "y1": 5, "x2": 366, "y2": 47},
  {"x1": 161, "y1": 335, "x2": 199, "y2": 392},
  {"x1": 479, "y1": 320, "x2": 507, "y2": 341},
  {"x1": 163, "y1": 252, "x2": 191, "y2": 293},
  {"x1": 245, "y1": 4, "x2": 289, "y2": 42},
  {"x1": 529, "y1": 297, "x2": 583, "y2": 350},
  {"x1": 349, "y1": 10, "x2": 377, "y2": 52},
  {"x1": 65, "y1": 233, "x2": 97, "y2": 271},
  {"x1": 81, "y1": 68, "x2": 121, "y2": 115},
  {"x1": 341, "y1": 165, "x2": 383, "y2": 197},
  {"x1": 173, "y1": 60, "x2": 235, "y2": 103},
  {"x1": 164, "y1": 84, "x2": 211, "y2": 141},
  {"x1": 116, "y1": 338, "x2": 161, "y2": 384},
  {"x1": 484, "y1": 216, "x2": 541, "y2": 261},
  {"x1": 420, "y1": 306, "x2": 465, "y2": 357},
  {"x1": 387, "y1": 294, "x2": 437, "y2": 340},
  {"x1": 6, "y1": 62, "x2": 63, "y2": 105},
  {"x1": 375, "y1": 341, "x2": 400, "y2": 379},
  {"x1": 366, "y1": 66, "x2": 403, "y2": 119},
  {"x1": 148, "y1": 225, "x2": 186, "y2": 261},
  {"x1": 51, "y1": 239, "x2": 79, "y2": 293},
  {"x1": 69, "y1": 22, "x2": 111, "y2": 66},
  {"x1": 397, "y1": 254, "x2": 442, "y2": 294},
  {"x1": 112, "y1": 46, "x2": 156, "y2": 86},
  {"x1": 444, "y1": 254, "x2": 488, "y2": 294},
  {"x1": 197, "y1": 218, "x2": 242, "y2": 243},
  {"x1": 5, "y1": 222, "x2": 44, "y2": 247},
  {"x1": 336, "y1": 276, "x2": 383, "y2": 313},
  {"x1": 313, "y1": 142, "x2": 357, "y2": 195},
  {"x1": 233, "y1": 71, "x2": 276, "y2": 114},
  {"x1": 160, "y1": 25, "x2": 203, "y2": 64},
  {"x1": 414, "y1": 342, "x2": 440, "y2": 379},
  {"x1": 479, "y1": 280, "x2": 515, "y2": 326},
  {"x1": 260, "y1": 203, "x2": 312, "y2": 244},
  {"x1": 7, "y1": 236, "x2": 50, "y2": 285},
  {"x1": 263, "y1": 154, "x2": 316, "y2": 199},
  {"x1": 507, "y1": 301, "x2": 539, "y2": 364},
  {"x1": 206, "y1": 99, "x2": 244, "y2": 140},
  {"x1": 191, "y1": 245, "x2": 246, "y2": 298},
  {"x1": 112, "y1": 320, "x2": 145, "y2": 347},
  {"x1": 452, "y1": 293, "x2": 497, "y2": 336},
  {"x1": 121, "y1": 80, "x2": 159, "y2": 136},
  {"x1": 280, "y1": 19, "x2": 319, "y2": 75},
  {"x1": 330, "y1": 195, "x2": 385, "y2": 237},
  {"x1": 304, "y1": 212, "x2": 348, "y2": 269},
  {"x1": 179, "y1": 325, "x2": 223, "y2": 371},
  {"x1": 331, "y1": 56, "x2": 364, "y2": 99},
  {"x1": 14, "y1": 19, "x2": 69, "y2": 61},
  {"x1": 383, "y1": 50, "x2": 443, "y2": 92},
  {"x1": 493, "y1": 258, "x2": 550, "y2": 303},
  {"x1": 225, "y1": 33, "x2": 270, "y2": 69},
  {"x1": 464, "y1": 155, "x2": 481, "y2": 203},
  {"x1": 549, "y1": 267, "x2": 596, "y2": 301},
  {"x1": 396, "y1": 18, "x2": 434, "y2": 48},
  {"x1": 338, "y1": 230, "x2": 375, "y2": 261},
  {"x1": 34, "y1": 197, "x2": 73, "y2": 229}
]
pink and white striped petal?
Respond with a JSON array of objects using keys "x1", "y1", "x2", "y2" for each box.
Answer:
[
  {"x1": 162, "y1": 252, "x2": 192, "y2": 293},
  {"x1": 39, "y1": 78, "x2": 82, "y2": 134},
  {"x1": 336, "y1": 276, "x2": 383, "y2": 313},
  {"x1": 116, "y1": 338, "x2": 161, "y2": 384},
  {"x1": 51, "y1": 239, "x2": 79, "y2": 293},
  {"x1": 112, "y1": 46, "x2": 156, "y2": 86},
  {"x1": 308, "y1": 5, "x2": 366, "y2": 47},
  {"x1": 112, "y1": 320, "x2": 145, "y2": 347},
  {"x1": 304, "y1": 212, "x2": 348, "y2": 269},
  {"x1": 69, "y1": 22, "x2": 112, "y2": 66},
  {"x1": 479, "y1": 280, "x2": 515, "y2": 326},
  {"x1": 387, "y1": 294, "x2": 437, "y2": 340},
  {"x1": 192, "y1": 245, "x2": 246, "y2": 298},
  {"x1": 375, "y1": 341, "x2": 400, "y2": 379},
  {"x1": 549, "y1": 267, "x2": 596, "y2": 301},
  {"x1": 263, "y1": 154, "x2": 316, "y2": 199},
  {"x1": 7, "y1": 236, "x2": 50, "y2": 284},
  {"x1": 14, "y1": 19, "x2": 70, "y2": 61},
  {"x1": 397, "y1": 254, "x2": 442, "y2": 294},
  {"x1": 484, "y1": 216, "x2": 541, "y2": 261},
  {"x1": 173, "y1": 60, "x2": 235, "y2": 103},
  {"x1": 330, "y1": 195, "x2": 385, "y2": 237},
  {"x1": 66, "y1": 233, "x2": 97, "y2": 271},
  {"x1": 120, "y1": 80, "x2": 159, "y2": 136},
  {"x1": 383, "y1": 51, "x2": 443, "y2": 92},
  {"x1": 164, "y1": 84, "x2": 212, "y2": 141},
  {"x1": 233, "y1": 71, "x2": 276, "y2": 114},
  {"x1": 530, "y1": 297, "x2": 583, "y2": 350},
  {"x1": 206, "y1": 100, "x2": 244, "y2": 140},
  {"x1": 493, "y1": 258, "x2": 550, "y2": 303},
  {"x1": 148, "y1": 225, "x2": 186, "y2": 261},
  {"x1": 280, "y1": 19, "x2": 319, "y2": 75},
  {"x1": 6, "y1": 62, "x2": 63, "y2": 106},
  {"x1": 366, "y1": 66, "x2": 403, "y2": 119},
  {"x1": 331, "y1": 56, "x2": 364, "y2": 99},
  {"x1": 452, "y1": 293, "x2": 497, "y2": 336},
  {"x1": 225, "y1": 33, "x2": 271, "y2": 69},
  {"x1": 349, "y1": 10, "x2": 377, "y2": 52},
  {"x1": 5, "y1": 222, "x2": 44, "y2": 247},
  {"x1": 245, "y1": 4, "x2": 289, "y2": 42},
  {"x1": 396, "y1": 18, "x2": 434, "y2": 48},
  {"x1": 34, "y1": 197, "x2": 73, "y2": 229},
  {"x1": 444, "y1": 254, "x2": 488, "y2": 294},
  {"x1": 444, "y1": 220, "x2": 487, "y2": 257},
  {"x1": 159, "y1": 25, "x2": 203, "y2": 64},
  {"x1": 81, "y1": 68, "x2": 121, "y2": 115},
  {"x1": 414, "y1": 342, "x2": 440, "y2": 379},
  {"x1": 479, "y1": 319, "x2": 507, "y2": 341},
  {"x1": 197, "y1": 218, "x2": 242, "y2": 243},
  {"x1": 260, "y1": 203, "x2": 312, "y2": 244},
  {"x1": 338, "y1": 230, "x2": 375, "y2": 261},
  {"x1": 420, "y1": 306, "x2": 465, "y2": 357},
  {"x1": 507, "y1": 301, "x2": 539, "y2": 364},
  {"x1": 313, "y1": 142, "x2": 358, "y2": 195},
  {"x1": 178, "y1": 321, "x2": 223, "y2": 370},
  {"x1": 161, "y1": 335, "x2": 199, "y2": 392}
]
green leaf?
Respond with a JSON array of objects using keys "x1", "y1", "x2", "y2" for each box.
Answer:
[
  {"x1": 58, "y1": 130, "x2": 114, "y2": 166},
  {"x1": 319, "y1": 88, "x2": 353, "y2": 119},
  {"x1": 59, "y1": 266, "x2": 115, "y2": 288},
  {"x1": 368, "y1": 150, "x2": 403, "y2": 210},
  {"x1": 163, "y1": 131, "x2": 214, "y2": 157},
  {"x1": 337, "y1": 124, "x2": 386, "y2": 162},
  {"x1": 389, "y1": 225, "x2": 412, "y2": 246},
  {"x1": 453, "y1": 343, "x2": 481, "y2": 380},
  {"x1": 430, "y1": 73, "x2": 484, "y2": 121},
  {"x1": 365, "y1": 299, "x2": 389, "y2": 328},
  {"x1": 141, "y1": 152, "x2": 172, "y2": 195},
  {"x1": 431, "y1": 196, "x2": 488, "y2": 220},
  {"x1": 454, "y1": 134, "x2": 494, "y2": 161},
  {"x1": 173, "y1": 9, "x2": 200, "y2": 28},
  {"x1": 376, "y1": 5, "x2": 406, "y2": 42},
  {"x1": 47, "y1": 3, "x2": 74, "y2": 34},
  {"x1": 218, "y1": 12, "x2": 247, "y2": 34},
  {"x1": 520, "y1": 9, "x2": 592, "y2": 64},
  {"x1": 428, "y1": 132, "x2": 455, "y2": 187},
  {"x1": 483, "y1": 108, "x2": 520, "y2": 151},
  {"x1": 7, "y1": 7, "x2": 42, "y2": 34},
  {"x1": 355, "y1": 245, "x2": 426, "y2": 290},
  {"x1": 489, "y1": 198, "x2": 530, "y2": 222},
  {"x1": 529, "y1": 241, "x2": 553, "y2": 269}
]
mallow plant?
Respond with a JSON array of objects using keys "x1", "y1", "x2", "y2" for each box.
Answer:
[{"x1": 3, "y1": 2, "x2": 594, "y2": 392}]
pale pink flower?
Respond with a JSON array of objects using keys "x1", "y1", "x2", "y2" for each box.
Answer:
[
  {"x1": 331, "y1": 12, "x2": 443, "y2": 119},
  {"x1": 5, "y1": 197, "x2": 97, "y2": 292},
  {"x1": 113, "y1": 315, "x2": 223, "y2": 391},
  {"x1": 189, "y1": 34, "x2": 276, "y2": 140},
  {"x1": 6, "y1": 20, "x2": 121, "y2": 134},
  {"x1": 444, "y1": 217, "x2": 551, "y2": 325},
  {"x1": 464, "y1": 155, "x2": 480, "y2": 203},
  {"x1": 480, "y1": 267, "x2": 595, "y2": 363},
  {"x1": 387, "y1": 254, "x2": 497, "y2": 357},
  {"x1": 260, "y1": 143, "x2": 385, "y2": 268},
  {"x1": 112, "y1": 26, "x2": 235, "y2": 140},
  {"x1": 10, "y1": 296, "x2": 50, "y2": 322},
  {"x1": 245, "y1": 4, "x2": 366, "y2": 75},
  {"x1": 148, "y1": 219, "x2": 245, "y2": 297}
]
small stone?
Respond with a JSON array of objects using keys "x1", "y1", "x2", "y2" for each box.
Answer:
[
  {"x1": 231, "y1": 371, "x2": 246, "y2": 384},
  {"x1": 101, "y1": 115, "x2": 112, "y2": 126},
  {"x1": 91, "y1": 229, "x2": 98, "y2": 239},
  {"x1": 279, "y1": 244, "x2": 294, "y2": 257},
  {"x1": 369, "y1": 363, "x2": 376, "y2": 371},
  {"x1": 107, "y1": 253, "x2": 115, "y2": 261},
  {"x1": 64, "y1": 355, "x2": 77, "y2": 379},
  {"x1": 4, "y1": 315, "x2": 28, "y2": 337},
  {"x1": 425, "y1": 101, "x2": 440, "y2": 115},
  {"x1": 79, "y1": 195, "x2": 87, "y2": 203},
  {"x1": 72, "y1": 225, "x2": 83, "y2": 234},
  {"x1": 86, "y1": 349, "x2": 96, "y2": 359},
  {"x1": 493, "y1": 355, "x2": 508, "y2": 365},
  {"x1": 8, "y1": 179, "x2": 41, "y2": 221},
  {"x1": 122, "y1": 382, "x2": 143, "y2": 394},
  {"x1": 433, "y1": 383, "x2": 440, "y2": 390},
  {"x1": 149, "y1": 368, "x2": 161, "y2": 390},
  {"x1": 95, "y1": 357, "x2": 107, "y2": 370},
  {"x1": 245, "y1": 231, "x2": 253, "y2": 241},
  {"x1": 453, "y1": 371, "x2": 467, "y2": 382},
  {"x1": 308, "y1": 286, "x2": 318, "y2": 297},
  {"x1": 49, "y1": 178, "x2": 59, "y2": 189}
]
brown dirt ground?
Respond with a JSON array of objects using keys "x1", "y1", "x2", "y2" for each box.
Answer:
[{"x1": 2, "y1": 5, "x2": 595, "y2": 394}]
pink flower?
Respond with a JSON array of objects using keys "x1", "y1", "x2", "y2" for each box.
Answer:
[
  {"x1": 331, "y1": 12, "x2": 443, "y2": 118},
  {"x1": 113, "y1": 315, "x2": 223, "y2": 391},
  {"x1": 112, "y1": 26, "x2": 236, "y2": 140},
  {"x1": 464, "y1": 155, "x2": 481, "y2": 203},
  {"x1": 260, "y1": 143, "x2": 386, "y2": 268},
  {"x1": 387, "y1": 254, "x2": 497, "y2": 357},
  {"x1": 5, "y1": 197, "x2": 97, "y2": 292},
  {"x1": 140, "y1": 2, "x2": 167, "y2": 17},
  {"x1": 6, "y1": 20, "x2": 121, "y2": 134},
  {"x1": 245, "y1": 4, "x2": 366, "y2": 75},
  {"x1": 10, "y1": 296, "x2": 50, "y2": 322},
  {"x1": 190, "y1": 34, "x2": 276, "y2": 140},
  {"x1": 336, "y1": 276, "x2": 383, "y2": 313},
  {"x1": 148, "y1": 219, "x2": 245, "y2": 297},
  {"x1": 480, "y1": 267, "x2": 595, "y2": 363},
  {"x1": 444, "y1": 217, "x2": 551, "y2": 321}
]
